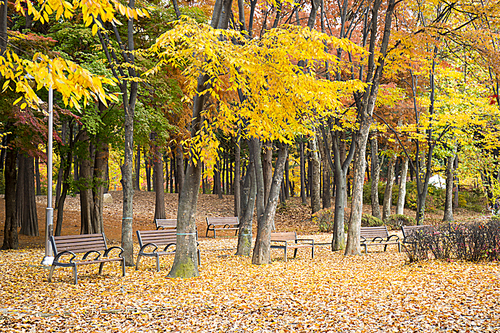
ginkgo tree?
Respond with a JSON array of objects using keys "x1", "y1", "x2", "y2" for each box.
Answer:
[{"x1": 148, "y1": 16, "x2": 366, "y2": 275}]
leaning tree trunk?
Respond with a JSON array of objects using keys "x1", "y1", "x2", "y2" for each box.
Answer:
[
  {"x1": 382, "y1": 155, "x2": 396, "y2": 221},
  {"x1": 310, "y1": 135, "x2": 321, "y2": 214},
  {"x1": 396, "y1": 156, "x2": 408, "y2": 215},
  {"x1": 443, "y1": 154, "x2": 455, "y2": 222},
  {"x1": 2, "y1": 140, "x2": 18, "y2": 250},
  {"x1": 236, "y1": 147, "x2": 256, "y2": 256},
  {"x1": 370, "y1": 137, "x2": 381, "y2": 219},
  {"x1": 18, "y1": 154, "x2": 39, "y2": 236},
  {"x1": 252, "y1": 144, "x2": 288, "y2": 265}
]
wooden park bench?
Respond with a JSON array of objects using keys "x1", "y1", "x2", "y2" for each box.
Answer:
[
  {"x1": 155, "y1": 218, "x2": 177, "y2": 230},
  {"x1": 48, "y1": 233, "x2": 125, "y2": 284},
  {"x1": 206, "y1": 217, "x2": 239, "y2": 238},
  {"x1": 136, "y1": 229, "x2": 200, "y2": 271},
  {"x1": 360, "y1": 226, "x2": 401, "y2": 253},
  {"x1": 401, "y1": 225, "x2": 429, "y2": 244},
  {"x1": 270, "y1": 232, "x2": 315, "y2": 262}
]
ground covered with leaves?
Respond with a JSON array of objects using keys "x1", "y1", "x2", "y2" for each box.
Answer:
[{"x1": 1, "y1": 235, "x2": 499, "y2": 332}]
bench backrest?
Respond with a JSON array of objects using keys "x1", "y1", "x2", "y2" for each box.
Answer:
[
  {"x1": 137, "y1": 229, "x2": 177, "y2": 248},
  {"x1": 401, "y1": 225, "x2": 428, "y2": 239},
  {"x1": 206, "y1": 217, "x2": 239, "y2": 226},
  {"x1": 271, "y1": 232, "x2": 297, "y2": 242},
  {"x1": 155, "y1": 219, "x2": 177, "y2": 230},
  {"x1": 360, "y1": 226, "x2": 389, "y2": 239},
  {"x1": 50, "y1": 233, "x2": 108, "y2": 255}
]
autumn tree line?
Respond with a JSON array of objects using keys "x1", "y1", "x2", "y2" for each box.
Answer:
[{"x1": 1, "y1": 0, "x2": 500, "y2": 277}]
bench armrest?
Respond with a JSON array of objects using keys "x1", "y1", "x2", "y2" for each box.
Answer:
[
  {"x1": 53, "y1": 250, "x2": 77, "y2": 263},
  {"x1": 138, "y1": 243, "x2": 159, "y2": 254},
  {"x1": 104, "y1": 246, "x2": 125, "y2": 257},
  {"x1": 372, "y1": 237, "x2": 384, "y2": 243},
  {"x1": 82, "y1": 250, "x2": 102, "y2": 260},
  {"x1": 162, "y1": 243, "x2": 176, "y2": 252},
  {"x1": 296, "y1": 238, "x2": 314, "y2": 245},
  {"x1": 360, "y1": 236, "x2": 367, "y2": 243},
  {"x1": 386, "y1": 234, "x2": 400, "y2": 242}
]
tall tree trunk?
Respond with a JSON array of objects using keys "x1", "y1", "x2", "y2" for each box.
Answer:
[
  {"x1": 370, "y1": 137, "x2": 381, "y2": 219},
  {"x1": 135, "y1": 144, "x2": 140, "y2": 190},
  {"x1": 252, "y1": 144, "x2": 288, "y2": 265},
  {"x1": 145, "y1": 147, "x2": 152, "y2": 192},
  {"x1": 263, "y1": 141, "x2": 273, "y2": 203},
  {"x1": 234, "y1": 135, "x2": 241, "y2": 217},
  {"x1": 35, "y1": 156, "x2": 41, "y2": 195},
  {"x1": 443, "y1": 154, "x2": 455, "y2": 222},
  {"x1": 396, "y1": 157, "x2": 408, "y2": 215},
  {"x1": 382, "y1": 155, "x2": 396, "y2": 221},
  {"x1": 18, "y1": 154, "x2": 39, "y2": 236},
  {"x1": 91, "y1": 140, "x2": 108, "y2": 234},
  {"x1": 346, "y1": 0, "x2": 396, "y2": 256},
  {"x1": 176, "y1": 143, "x2": 184, "y2": 197},
  {"x1": 320, "y1": 132, "x2": 331, "y2": 209},
  {"x1": 154, "y1": 146, "x2": 166, "y2": 220},
  {"x1": 310, "y1": 135, "x2": 321, "y2": 214},
  {"x1": 2, "y1": 138, "x2": 18, "y2": 250},
  {"x1": 79, "y1": 134, "x2": 94, "y2": 234},
  {"x1": 236, "y1": 145, "x2": 256, "y2": 256},
  {"x1": 299, "y1": 140, "x2": 307, "y2": 204}
]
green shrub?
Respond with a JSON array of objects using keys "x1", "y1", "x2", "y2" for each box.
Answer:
[
  {"x1": 361, "y1": 214, "x2": 383, "y2": 227},
  {"x1": 313, "y1": 208, "x2": 334, "y2": 232},
  {"x1": 384, "y1": 214, "x2": 416, "y2": 230},
  {"x1": 458, "y1": 190, "x2": 486, "y2": 213}
]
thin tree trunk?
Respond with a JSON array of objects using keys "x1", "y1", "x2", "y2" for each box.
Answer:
[
  {"x1": 443, "y1": 154, "x2": 455, "y2": 222},
  {"x1": 91, "y1": 140, "x2": 108, "y2": 234},
  {"x1": 396, "y1": 157, "x2": 408, "y2": 215},
  {"x1": 310, "y1": 135, "x2": 321, "y2": 214},
  {"x1": 299, "y1": 140, "x2": 307, "y2": 204},
  {"x1": 79, "y1": 134, "x2": 94, "y2": 234},
  {"x1": 236, "y1": 145, "x2": 256, "y2": 256},
  {"x1": 263, "y1": 141, "x2": 273, "y2": 203},
  {"x1": 135, "y1": 144, "x2": 140, "y2": 190},
  {"x1": 154, "y1": 146, "x2": 166, "y2": 220},
  {"x1": 382, "y1": 155, "x2": 396, "y2": 221},
  {"x1": 234, "y1": 135, "x2": 241, "y2": 217},
  {"x1": 2, "y1": 137, "x2": 18, "y2": 250},
  {"x1": 370, "y1": 137, "x2": 381, "y2": 219}
]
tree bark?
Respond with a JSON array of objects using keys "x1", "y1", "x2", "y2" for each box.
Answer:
[
  {"x1": 263, "y1": 141, "x2": 273, "y2": 203},
  {"x1": 382, "y1": 155, "x2": 396, "y2": 221},
  {"x1": 370, "y1": 137, "x2": 381, "y2": 219},
  {"x1": 310, "y1": 135, "x2": 321, "y2": 214},
  {"x1": 18, "y1": 154, "x2": 39, "y2": 236},
  {"x1": 236, "y1": 144, "x2": 256, "y2": 256},
  {"x1": 154, "y1": 146, "x2": 166, "y2": 220},
  {"x1": 443, "y1": 154, "x2": 455, "y2": 222},
  {"x1": 299, "y1": 140, "x2": 307, "y2": 204},
  {"x1": 2, "y1": 136, "x2": 18, "y2": 250},
  {"x1": 91, "y1": 140, "x2": 108, "y2": 234},
  {"x1": 79, "y1": 133, "x2": 95, "y2": 234},
  {"x1": 234, "y1": 134, "x2": 241, "y2": 217},
  {"x1": 135, "y1": 144, "x2": 140, "y2": 190},
  {"x1": 396, "y1": 157, "x2": 408, "y2": 215},
  {"x1": 252, "y1": 144, "x2": 288, "y2": 265}
]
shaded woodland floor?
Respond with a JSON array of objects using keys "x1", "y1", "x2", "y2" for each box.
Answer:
[{"x1": 0, "y1": 191, "x2": 498, "y2": 332}]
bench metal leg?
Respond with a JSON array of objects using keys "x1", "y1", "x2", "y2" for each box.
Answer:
[
  {"x1": 197, "y1": 250, "x2": 201, "y2": 266},
  {"x1": 121, "y1": 258, "x2": 126, "y2": 276},
  {"x1": 48, "y1": 265, "x2": 56, "y2": 282},
  {"x1": 398, "y1": 242, "x2": 401, "y2": 253},
  {"x1": 156, "y1": 254, "x2": 160, "y2": 272},
  {"x1": 284, "y1": 247, "x2": 287, "y2": 262},
  {"x1": 99, "y1": 262, "x2": 105, "y2": 275},
  {"x1": 312, "y1": 246, "x2": 314, "y2": 259},
  {"x1": 73, "y1": 264, "x2": 78, "y2": 285},
  {"x1": 136, "y1": 254, "x2": 142, "y2": 271},
  {"x1": 293, "y1": 248, "x2": 298, "y2": 259}
]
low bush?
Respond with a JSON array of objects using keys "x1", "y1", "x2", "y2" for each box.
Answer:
[
  {"x1": 384, "y1": 214, "x2": 416, "y2": 230},
  {"x1": 361, "y1": 214, "x2": 384, "y2": 227},
  {"x1": 404, "y1": 219, "x2": 500, "y2": 262},
  {"x1": 313, "y1": 208, "x2": 334, "y2": 232}
]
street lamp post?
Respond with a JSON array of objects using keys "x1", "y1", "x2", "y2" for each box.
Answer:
[{"x1": 41, "y1": 69, "x2": 54, "y2": 266}]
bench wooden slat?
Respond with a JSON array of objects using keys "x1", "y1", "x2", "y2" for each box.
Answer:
[
  {"x1": 49, "y1": 233, "x2": 125, "y2": 284},
  {"x1": 360, "y1": 226, "x2": 401, "y2": 253},
  {"x1": 270, "y1": 232, "x2": 314, "y2": 262},
  {"x1": 155, "y1": 219, "x2": 177, "y2": 230},
  {"x1": 206, "y1": 217, "x2": 239, "y2": 238},
  {"x1": 136, "y1": 229, "x2": 200, "y2": 271}
]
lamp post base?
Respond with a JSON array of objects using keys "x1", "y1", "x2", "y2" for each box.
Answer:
[{"x1": 41, "y1": 256, "x2": 54, "y2": 266}]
